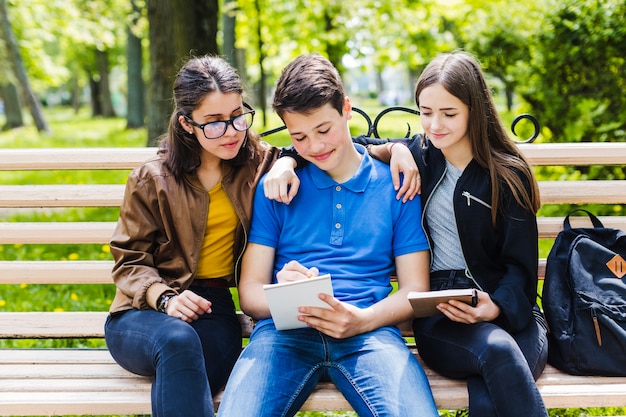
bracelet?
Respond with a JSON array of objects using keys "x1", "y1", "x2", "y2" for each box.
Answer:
[{"x1": 389, "y1": 142, "x2": 407, "y2": 154}]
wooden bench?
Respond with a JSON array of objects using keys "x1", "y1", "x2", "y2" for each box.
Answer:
[{"x1": 2, "y1": 139, "x2": 626, "y2": 415}]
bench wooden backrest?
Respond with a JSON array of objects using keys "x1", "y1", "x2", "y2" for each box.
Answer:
[
  {"x1": 1, "y1": 142, "x2": 625, "y2": 340},
  {"x1": 2, "y1": 137, "x2": 626, "y2": 415}
]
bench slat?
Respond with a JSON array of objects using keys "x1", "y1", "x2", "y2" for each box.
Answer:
[
  {"x1": 537, "y1": 216, "x2": 626, "y2": 238},
  {"x1": 1, "y1": 143, "x2": 625, "y2": 171},
  {"x1": 0, "y1": 148, "x2": 157, "y2": 171},
  {"x1": 0, "y1": 260, "x2": 114, "y2": 284},
  {"x1": 0, "y1": 259, "x2": 549, "y2": 286},
  {"x1": 0, "y1": 391, "x2": 151, "y2": 416},
  {"x1": 1, "y1": 181, "x2": 624, "y2": 208},
  {"x1": 0, "y1": 185, "x2": 125, "y2": 208},
  {"x1": 539, "y1": 180, "x2": 626, "y2": 204},
  {"x1": 0, "y1": 312, "x2": 255, "y2": 340},
  {"x1": 0, "y1": 222, "x2": 114, "y2": 244},
  {"x1": 0, "y1": 312, "x2": 108, "y2": 339},
  {"x1": 2, "y1": 216, "x2": 625, "y2": 244},
  {"x1": 517, "y1": 142, "x2": 626, "y2": 166}
]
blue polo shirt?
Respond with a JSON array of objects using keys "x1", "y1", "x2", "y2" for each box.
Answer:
[{"x1": 249, "y1": 144, "x2": 428, "y2": 310}]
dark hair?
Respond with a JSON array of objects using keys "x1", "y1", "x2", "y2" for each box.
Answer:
[
  {"x1": 272, "y1": 53, "x2": 345, "y2": 119},
  {"x1": 158, "y1": 55, "x2": 262, "y2": 182},
  {"x1": 415, "y1": 51, "x2": 540, "y2": 223}
]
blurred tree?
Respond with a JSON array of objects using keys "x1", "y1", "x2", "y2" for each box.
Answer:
[
  {"x1": 351, "y1": 0, "x2": 448, "y2": 96},
  {"x1": 92, "y1": 49, "x2": 116, "y2": 117},
  {"x1": 0, "y1": 81, "x2": 23, "y2": 130},
  {"x1": 522, "y1": 0, "x2": 626, "y2": 142},
  {"x1": 223, "y1": 0, "x2": 238, "y2": 69},
  {"x1": 0, "y1": 38, "x2": 23, "y2": 129},
  {"x1": 145, "y1": 0, "x2": 218, "y2": 146},
  {"x1": 72, "y1": 0, "x2": 127, "y2": 118},
  {"x1": 459, "y1": 0, "x2": 544, "y2": 111},
  {"x1": 0, "y1": 0, "x2": 49, "y2": 132},
  {"x1": 126, "y1": 0, "x2": 145, "y2": 129}
]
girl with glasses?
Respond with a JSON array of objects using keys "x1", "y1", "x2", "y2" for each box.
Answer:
[{"x1": 104, "y1": 55, "x2": 296, "y2": 417}]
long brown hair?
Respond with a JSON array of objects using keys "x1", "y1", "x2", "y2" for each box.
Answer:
[
  {"x1": 158, "y1": 55, "x2": 263, "y2": 182},
  {"x1": 415, "y1": 51, "x2": 540, "y2": 224}
]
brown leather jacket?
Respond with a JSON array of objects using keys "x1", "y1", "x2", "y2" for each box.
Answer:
[{"x1": 108, "y1": 144, "x2": 280, "y2": 314}]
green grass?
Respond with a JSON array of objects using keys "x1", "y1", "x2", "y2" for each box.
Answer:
[{"x1": 2, "y1": 106, "x2": 625, "y2": 416}]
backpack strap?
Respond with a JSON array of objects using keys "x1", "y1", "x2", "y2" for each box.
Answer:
[{"x1": 564, "y1": 209, "x2": 604, "y2": 230}]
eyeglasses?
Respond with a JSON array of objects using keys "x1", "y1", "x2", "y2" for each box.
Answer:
[{"x1": 184, "y1": 110, "x2": 255, "y2": 140}]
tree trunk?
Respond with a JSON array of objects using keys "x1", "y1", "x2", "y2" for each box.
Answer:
[
  {"x1": 146, "y1": 0, "x2": 176, "y2": 146},
  {"x1": 222, "y1": 0, "x2": 237, "y2": 67},
  {"x1": 95, "y1": 49, "x2": 116, "y2": 117},
  {"x1": 505, "y1": 84, "x2": 514, "y2": 112},
  {"x1": 0, "y1": 82, "x2": 23, "y2": 130},
  {"x1": 126, "y1": 0, "x2": 145, "y2": 129},
  {"x1": 70, "y1": 76, "x2": 81, "y2": 114},
  {"x1": 254, "y1": 0, "x2": 267, "y2": 128},
  {"x1": 88, "y1": 70, "x2": 102, "y2": 117},
  {"x1": 146, "y1": 0, "x2": 219, "y2": 146},
  {"x1": 0, "y1": 0, "x2": 48, "y2": 132},
  {"x1": 174, "y1": 0, "x2": 218, "y2": 57}
]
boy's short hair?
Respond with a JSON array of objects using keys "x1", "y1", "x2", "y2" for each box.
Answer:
[{"x1": 272, "y1": 53, "x2": 346, "y2": 119}]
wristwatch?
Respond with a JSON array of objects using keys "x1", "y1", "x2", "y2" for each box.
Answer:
[{"x1": 157, "y1": 293, "x2": 176, "y2": 313}]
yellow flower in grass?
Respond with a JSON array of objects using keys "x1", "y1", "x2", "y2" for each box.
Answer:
[
  {"x1": 54, "y1": 308, "x2": 65, "y2": 312},
  {"x1": 20, "y1": 283, "x2": 27, "y2": 289},
  {"x1": 71, "y1": 293, "x2": 78, "y2": 301},
  {"x1": 102, "y1": 245, "x2": 111, "y2": 254},
  {"x1": 0, "y1": 300, "x2": 6, "y2": 307},
  {"x1": 69, "y1": 253, "x2": 79, "y2": 260}
]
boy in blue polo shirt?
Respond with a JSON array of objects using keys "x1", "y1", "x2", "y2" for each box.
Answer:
[{"x1": 217, "y1": 53, "x2": 438, "y2": 417}]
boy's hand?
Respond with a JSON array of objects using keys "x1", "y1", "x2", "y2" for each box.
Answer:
[
  {"x1": 276, "y1": 260, "x2": 319, "y2": 283},
  {"x1": 297, "y1": 293, "x2": 374, "y2": 339}
]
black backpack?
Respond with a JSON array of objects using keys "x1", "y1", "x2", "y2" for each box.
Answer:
[{"x1": 543, "y1": 209, "x2": 626, "y2": 376}]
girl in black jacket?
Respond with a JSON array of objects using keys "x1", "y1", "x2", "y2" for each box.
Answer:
[{"x1": 367, "y1": 51, "x2": 548, "y2": 417}]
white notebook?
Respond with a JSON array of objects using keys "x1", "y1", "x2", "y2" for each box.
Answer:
[{"x1": 263, "y1": 273, "x2": 333, "y2": 330}]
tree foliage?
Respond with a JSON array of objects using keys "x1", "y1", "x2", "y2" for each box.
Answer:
[
  {"x1": 521, "y1": 0, "x2": 626, "y2": 142},
  {"x1": 1, "y1": 0, "x2": 624, "y2": 146}
]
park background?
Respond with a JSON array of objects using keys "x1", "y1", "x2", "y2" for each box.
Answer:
[{"x1": 0, "y1": 0, "x2": 625, "y2": 416}]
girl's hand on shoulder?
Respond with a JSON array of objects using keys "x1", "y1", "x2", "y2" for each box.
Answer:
[
  {"x1": 388, "y1": 142, "x2": 421, "y2": 202},
  {"x1": 437, "y1": 290, "x2": 500, "y2": 324},
  {"x1": 264, "y1": 156, "x2": 300, "y2": 204}
]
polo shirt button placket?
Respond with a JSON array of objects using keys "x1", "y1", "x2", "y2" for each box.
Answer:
[{"x1": 330, "y1": 184, "x2": 345, "y2": 245}]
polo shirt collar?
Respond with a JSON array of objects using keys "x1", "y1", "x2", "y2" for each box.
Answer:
[{"x1": 308, "y1": 143, "x2": 371, "y2": 192}]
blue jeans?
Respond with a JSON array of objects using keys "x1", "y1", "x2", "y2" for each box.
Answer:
[
  {"x1": 413, "y1": 311, "x2": 548, "y2": 417},
  {"x1": 104, "y1": 286, "x2": 241, "y2": 417},
  {"x1": 217, "y1": 322, "x2": 438, "y2": 417}
]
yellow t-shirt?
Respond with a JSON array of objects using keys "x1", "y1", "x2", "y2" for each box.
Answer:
[{"x1": 195, "y1": 182, "x2": 238, "y2": 279}]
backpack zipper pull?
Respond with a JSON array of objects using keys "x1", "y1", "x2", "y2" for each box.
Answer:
[{"x1": 591, "y1": 309, "x2": 603, "y2": 346}]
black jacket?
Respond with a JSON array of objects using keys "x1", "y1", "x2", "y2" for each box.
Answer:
[{"x1": 355, "y1": 134, "x2": 539, "y2": 333}]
